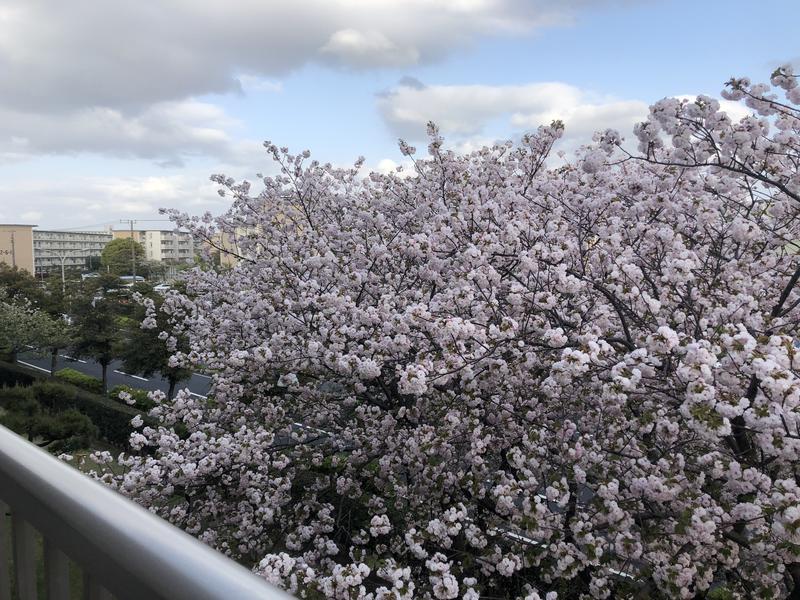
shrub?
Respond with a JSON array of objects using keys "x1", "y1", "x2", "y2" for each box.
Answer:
[
  {"x1": 37, "y1": 409, "x2": 99, "y2": 453},
  {"x1": 0, "y1": 384, "x2": 99, "y2": 451},
  {"x1": 30, "y1": 380, "x2": 78, "y2": 406},
  {"x1": 3, "y1": 361, "x2": 141, "y2": 448},
  {"x1": 44, "y1": 387, "x2": 140, "y2": 448},
  {"x1": 0, "y1": 385, "x2": 39, "y2": 439},
  {"x1": 54, "y1": 368, "x2": 103, "y2": 394},
  {"x1": 108, "y1": 385, "x2": 153, "y2": 410},
  {"x1": 0, "y1": 384, "x2": 34, "y2": 409}
]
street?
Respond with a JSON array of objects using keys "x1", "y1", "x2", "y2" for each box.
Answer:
[{"x1": 16, "y1": 349, "x2": 212, "y2": 399}]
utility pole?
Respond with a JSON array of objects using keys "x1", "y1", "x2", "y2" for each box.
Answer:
[
  {"x1": 131, "y1": 219, "x2": 135, "y2": 280},
  {"x1": 118, "y1": 219, "x2": 172, "y2": 281},
  {"x1": 119, "y1": 219, "x2": 140, "y2": 279},
  {"x1": 10, "y1": 230, "x2": 15, "y2": 268}
]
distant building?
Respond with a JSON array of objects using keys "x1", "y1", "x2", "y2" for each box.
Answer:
[
  {"x1": 33, "y1": 229, "x2": 113, "y2": 276},
  {"x1": 113, "y1": 229, "x2": 195, "y2": 264},
  {"x1": 199, "y1": 231, "x2": 244, "y2": 268},
  {"x1": 0, "y1": 224, "x2": 36, "y2": 273}
]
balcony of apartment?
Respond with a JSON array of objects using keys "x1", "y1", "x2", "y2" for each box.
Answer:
[{"x1": 0, "y1": 425, "x2": 290, "y2": 600}]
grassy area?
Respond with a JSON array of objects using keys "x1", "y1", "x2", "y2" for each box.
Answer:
[{"x1": 59, "y1": 445, "x2": 127, "y2": 477}]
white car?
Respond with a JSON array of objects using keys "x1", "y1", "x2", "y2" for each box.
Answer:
[{"x1": 153, "y1": 283, "x2": 171, "y2": 294}]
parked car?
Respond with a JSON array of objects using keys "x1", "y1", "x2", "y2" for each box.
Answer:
[{"x1": 119, "y1": 275, "x2": 146, "y2": 283}]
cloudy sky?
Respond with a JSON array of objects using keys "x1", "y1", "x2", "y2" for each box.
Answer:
[{"x1": 0, "y1": 0, "x2": 797, "y2": 229}]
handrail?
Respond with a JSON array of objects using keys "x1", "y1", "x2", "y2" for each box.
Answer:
[{"x1": 0, "y1": 425, "x2": 292, "y2": 600}]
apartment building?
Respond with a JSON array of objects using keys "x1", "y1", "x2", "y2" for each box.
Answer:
[
  {"x1": 0, "y1": 224, "x2": 36, "y2": 273},
  {"x1": 198, "y1": 230, "x2": 243, "y2": 268},
  {"x1": 33, "y1": 229, "x2": 113, "y2": 275},
  {"x1": 113, "y1": 229, "x2": 195, "y2": 264}
]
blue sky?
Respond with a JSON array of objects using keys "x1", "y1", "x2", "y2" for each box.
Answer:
[{"x1": 0, "y1": 0, "x2": 796, "y2": 229}]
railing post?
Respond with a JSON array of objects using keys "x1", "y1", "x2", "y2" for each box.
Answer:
[
  {"x1": 44, "y1": 539, "x2": 69, "y2": 600},
  {"x1": 83, "y1": 573, "x2": 112, "y2": 600},
  {"x1": 0, "y1": 501, "x2": 10, "y2": 600},
  {"x1": 11, "y1": 515, "x2": 36, "y2": 600}
]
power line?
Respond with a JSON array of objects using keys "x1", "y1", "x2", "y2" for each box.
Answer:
[{"x1": 42, "y1": 222, "x2": 116, "y2": 231}]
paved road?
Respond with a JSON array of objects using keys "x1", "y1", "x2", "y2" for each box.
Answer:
[{"x1": 17, "y1": 349, "x2": 212, "y2": 399}]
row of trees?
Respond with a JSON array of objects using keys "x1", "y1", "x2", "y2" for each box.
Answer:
[{"x1": 0, "y1": 266, "x2": 190, "y2": 396}]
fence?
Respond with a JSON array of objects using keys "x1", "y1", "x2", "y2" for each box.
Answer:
[{"x1": 0, "y1": 425, "x2": 291, "y2": 600}]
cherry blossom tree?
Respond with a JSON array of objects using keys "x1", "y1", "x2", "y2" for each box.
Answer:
[{"x1": 103, "y1": 66, "x2": 800, "y2": 599}]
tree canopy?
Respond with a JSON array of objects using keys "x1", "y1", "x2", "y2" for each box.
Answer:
[
  {"x1": 101, "y1": 237, "x2": 145, "y2": 276},
  {"x1": 102, "y1": 67, "x2": 800, "y2": 599},
  {"x1": 0, "y1": 289, "x2": 68, "y2": 363},
  {"x1": 70, "y1": 294, "x2": 120, "y2": 392}
]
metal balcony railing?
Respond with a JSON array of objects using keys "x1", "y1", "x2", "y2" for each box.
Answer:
[{"x1": 0, "y1": 425, "x2": 292, "y2": 600}]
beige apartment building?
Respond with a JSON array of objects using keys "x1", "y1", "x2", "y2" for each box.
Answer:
[
  {"x1": 113, "y1": 229, "x2": 195, "y2": 264},
  {"x1": 0, "y1": 224, "x2": 36, "y2": 273}
]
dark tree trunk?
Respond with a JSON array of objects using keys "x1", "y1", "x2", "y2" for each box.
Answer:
[
  {"x1": 168, "y1": 377, "x2": 177, "y2": 400},
  {"x1": 101, "y1": 362, "x2": 108, "y2": 394},
  {"x1": 50, "y1": 348, "x2": 58, "y2": 377},
  {"x1": 8, "y1": 349, "x2": 17, "y2": 363}
]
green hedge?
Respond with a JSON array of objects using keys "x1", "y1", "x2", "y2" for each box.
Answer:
[
  {"x1": 0, "y1": 361, "x2": 141, "y2": 448},
  {"x1": 55, "y1": 368, "x2": 104, "y2": 394}
]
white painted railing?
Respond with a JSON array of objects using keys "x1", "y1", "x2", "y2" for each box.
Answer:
[{"x1": 0, "y1": 425, "x2": 292, "y2": 600}]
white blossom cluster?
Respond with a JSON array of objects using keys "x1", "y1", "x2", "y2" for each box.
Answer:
[{"x1": 102, "y1": 67, "x2": 800, "y2": 598}]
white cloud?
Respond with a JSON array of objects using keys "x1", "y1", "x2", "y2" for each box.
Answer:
[
  {"x1": 20, "y1": 211, "x2": 42, "y2": 222},
  {"x1": 374, "y1": 157, "x2": 416, "y2": 176},
  {"x1": 377, "y1": 80, "x2": 759, "y2": 156},
  {"x1": 321, "y1": 29, "x2": 420, "y2": 67},
  {"x1": 0, "y1": 174, "x2": 231, "y2": 229},
  {"x1": 0, "y1": 0, "x2": 636, "y2": 112},
  {"x1": 0, "y1": 100, "x2": 253, "y2": 166},
  {"x1": 0, "y1": 0, "x2": 644, "y2": 165},
  {"x1": 376, "y1": 158, "x2": 402, "y2": 174},
  {"x1": 377, "y1": 80, "x2": 649, "y2": 150},
  {"x1": 237, "y1": 75, "x2": 284, "y2": 93}
]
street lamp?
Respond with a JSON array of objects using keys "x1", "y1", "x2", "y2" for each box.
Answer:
[{"x1": 40, "y1": 249, "x2": 84, "y2": 294}]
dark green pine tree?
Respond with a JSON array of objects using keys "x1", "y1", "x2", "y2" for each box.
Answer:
[{"x1": 70, "y1": 294, "x2": 121, "y2": 393}]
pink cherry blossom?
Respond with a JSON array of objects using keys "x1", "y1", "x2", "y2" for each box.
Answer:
[{"x1": 100, "y1": 67, "x2": 800, "y2": 598}]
